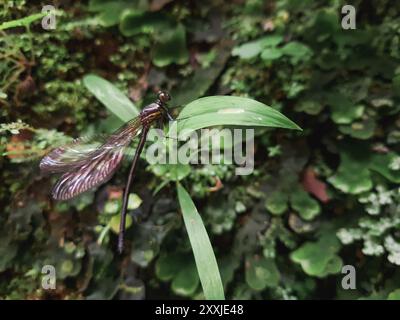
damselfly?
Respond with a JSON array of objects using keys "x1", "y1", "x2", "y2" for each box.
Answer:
[{"x1": 40, "y1": 91, "x2": 173, "y2": 253}]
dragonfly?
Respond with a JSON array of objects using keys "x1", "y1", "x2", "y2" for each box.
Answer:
[{"x1": 40, "y1": 91, "x2": 174, "y2": 253}]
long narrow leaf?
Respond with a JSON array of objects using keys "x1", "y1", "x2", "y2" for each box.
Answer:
[
  {"x1": 172, "y1": 95, "x2": 302, "y2": 133},
  {"x1": 83, "y1": 74, "x2": 139, "y2": 122},
  {"x1": 177, "y1": 183, "x2": 225, "y2": 300}
]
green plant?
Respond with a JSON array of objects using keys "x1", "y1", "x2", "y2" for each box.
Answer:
[
  {"x1": 2, "y1": 0, "x2": 400, "y2": 301},
  {"x1": 82, "y1": 74, "x2": 300, "y2": 299}
]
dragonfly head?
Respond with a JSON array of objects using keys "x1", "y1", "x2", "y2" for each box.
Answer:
[
  {"x1": 156, "y1": 91, "x2": 173, "y2": 121},
  {"x1": 157, "y1": 91, "x2": 171, "y2": 104}
]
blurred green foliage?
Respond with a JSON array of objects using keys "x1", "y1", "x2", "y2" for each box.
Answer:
[{"x1": 1, "y1": 0, "x2": 400, "y2": 300}]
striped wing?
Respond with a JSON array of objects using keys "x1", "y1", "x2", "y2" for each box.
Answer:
[{"x1": 40, "y1": 117, "x2": 142, "y2": 200}]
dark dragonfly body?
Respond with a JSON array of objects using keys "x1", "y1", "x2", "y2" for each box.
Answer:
[{"x1": 40, "y1": 91, "x2": 172, "y2": 253}]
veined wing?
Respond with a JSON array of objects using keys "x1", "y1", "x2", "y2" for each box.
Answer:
[{"x1": 40, "y1": 117, "x2": 142, "y2": 200}]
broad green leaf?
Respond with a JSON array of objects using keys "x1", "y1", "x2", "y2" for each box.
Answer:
[
  {"x1": 245, "y1": 256, "x2": 280, "y2": 290},
  {"x1": 265, "y1": 191, "x2": 288, "y2": 215},
  {"x1": 370, "y1": 152, "x2": 400, "y2": 183},
  {"x1": 97, "y1": 3, "x2": 131, "y2": 27},
  {"x1": 0, "y1": 12, "x2": 45, "y2": 30},
  {"x1": 177, "y1": 183, "x2": 225, "y2": 300},
  {"x1": 281, "y1": 42, "x2": 312, "y2": 58},
  {"x1": 295, "y1": 100, "x2": 324, "y2": 115},
  {"x1": 83, "y1": 74, "x2": 138, "y2": 122},
  {"x1": 153, "y1": 24, "x2": 189, "y2": 67},
  {"x1": 119, "y1": 10, "x2": 171, "y2": 36},
  {"x1": 259, "y1": 35, "x2": 284, "y2": 47},
  {"x1": 155, "y1": 253, "x2": 187, "y2": 282},
  {"x1": 260, "y1": 48, "x2": 283, "y2": 61},
  {"x1": 388, "y1": 289, "x2": 400, "y2": 300},
  {"x1": 172, "y1": 96, "x2": 302, "y2": 134},
  {"x1": 127, "y1": 193, "x2": 142, "y2": 210},
  {"x1": 88, "y1": 0, "x2": 139, "y2": 26},
  {"x1": 339, "y1": 119, "x2": 376, "y2": 140},
  {"x1": 130, "y1": 227, "x2": 160, "y2": 267},
  {"x1": 291, "y1": 233, "x2": 343, "y2": 277},
  {"x1": 290, "y1": 188, "x2": 320, "y2": 220},
  {"x1": 232, "y1": 35, "x2": 283, "y2": 59},
  {"x1": 327, "y1": 94, "x2": 364, "y2": 124},
  {"x1": 280, "y1": 41, "x2": 313, "y2": 64},
  {"x1": 329, "y1": 144, "x2": 400, "y2": 194},
  {"x1": 109, "y1": 214, "x2": 132, "y2": 234},
  {"x1": 328, "y1": 144, "x2": 373, "y2": 194},
  {"x1": 232, "y1": 39, "x2": 264, "y2": 59},
  {"x1": 171, "y1": 260, "x2": 200, "y2": 297}
]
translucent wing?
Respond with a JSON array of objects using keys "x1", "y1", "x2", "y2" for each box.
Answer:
[{"x1": 40, "y1": 117, "x2": 142, "y2": 200}]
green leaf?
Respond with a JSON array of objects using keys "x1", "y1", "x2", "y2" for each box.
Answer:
[
  {"x1": 291, "y1": 233, "x2": 343, "y2": 277},
  {"x1": 295, "y1": 100, "x2": 324, "y2": 115},
  {"x1": 97, "y1": 3, "x2": 130, "y2": 27},
  {"x1": 119, "y1": 11, "x2": 170, "y2": 36},
  {"x1": 109, "y1": 214, "x2": 132, "y2": 234},
  {"x1": 0, "y1": 12, "x2": 46, "y2": 30},
  {"x1": 369, "y1": 152, "x2": 400, "y2": 183},
  {"x1": 153, "y1": 24, "x2": 189, "y2": 67},
  {"x1": 280, "y1": 42, "x2": 313, "y2": 63},
  {"x1": 232, "y1": 39, "x2": 264, "y2": 59},
  {"x1": 265, "y1": 191, "x2": 288, "y2": 215},
  {"x1": 290, "y1": 188, "x2": 320, "y2": 220},
  {"x1": 259, "y1": 35, "x2": 284, "y2": 47},
  {"x1": 245, "y1": 256, "x2": 280, "y2": 290},
  {"x1": 388, "y1": 289, "x2": 400, "y2": 300},
  {"x1": 327, "y1": 94, "x2": 364, "y2": 124},
  {"x1": 89, "y1": 0, "x2": 144, "y2": 27},
  {"x1": 152, "y1": 163, "x2": 191, "y2": 182},
  {"x1": 130, "y1": 227, "x2": 161, "y2": 268},
  {"x1": 177, "y1": 183, "x2": 225, "y2": 300},
  {"x1": 171, "y1": 260, "x2": 200, "y2": 297},
  {"x1": 232, "y1": 35, "x2": 283, "y2": 59},
  {"x1": 156, "y1": 253, "x2": 186, "y2": 282},
  {"x1": 339, "y1": 119, "x2": 376, "y2": 140},
  {"x1": 173, "y1": 96, "x2": 302, "y2": 134},
  {"x1": 260, "y1": 48, "x2": 283, "y2": 61},
  {"x1": 83, "y1": 74, "x2": 138, "y2": 122},
  {"x1": 328, "y1": 144, "x2": 373, "y2": 194},
  {"x1": 329, "y1": 144, "x2": 400, "y2": 194},
  {"x1": 281, "y1": 42, "x2": 311, "y2": 56}
]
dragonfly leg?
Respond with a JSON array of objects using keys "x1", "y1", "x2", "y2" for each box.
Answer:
[{"x1": 118, "y1": 126, "x2": 149, "y2": 254}]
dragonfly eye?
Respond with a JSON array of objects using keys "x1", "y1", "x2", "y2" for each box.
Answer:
[{"x1": 157, "y1": 91, "x2": 171, "y2": 103}]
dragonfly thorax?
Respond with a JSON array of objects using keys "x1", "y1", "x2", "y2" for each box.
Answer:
[{"x1": 141, "y1": 91, "x2": 173, "y2": 123}]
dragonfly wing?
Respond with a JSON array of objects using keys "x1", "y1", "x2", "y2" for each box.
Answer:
[
  {"x1": 40, "y1": 135, "x2": 106, "y2": 174},
  {"x1": 42, "y1": 117, "x2": 143, "y2": 200},
  {"x1": 40, "y1": 118, "x2": 141, "y2": 174},
  {"x1": 51, "y1": 146, "x2": 125, "y2": 200}
]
